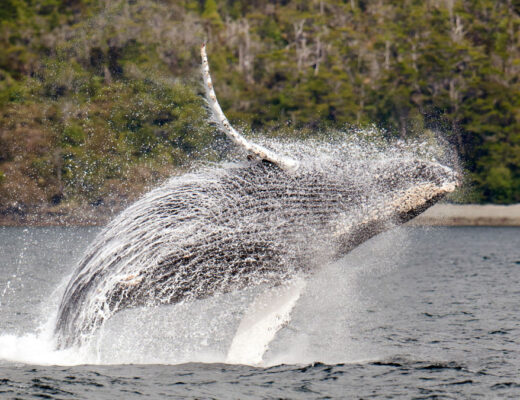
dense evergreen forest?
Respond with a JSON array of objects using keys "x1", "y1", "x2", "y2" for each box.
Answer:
[{"x1": 0, "y1": 0, "x2": 519, "y2": 222}]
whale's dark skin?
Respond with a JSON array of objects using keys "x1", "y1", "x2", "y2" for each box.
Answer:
[{"x1": 55, "y1": 156, "x2": 458, "y2": 348}]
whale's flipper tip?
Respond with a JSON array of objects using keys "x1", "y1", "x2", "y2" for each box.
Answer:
[{"x1": 200, "y1": 43, "x2": 299, "y2": 173}]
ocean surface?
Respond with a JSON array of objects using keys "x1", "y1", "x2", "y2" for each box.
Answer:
[{"x1": 0, "y1": 226, "x2": 519, "y2": 399}]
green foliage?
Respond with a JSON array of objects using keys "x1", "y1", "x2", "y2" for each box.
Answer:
[
  {"x1": 0, "y1": 0, "x2": 18, "y2": 21},
  {"x1": 202, "y1": 0, "x2": 223, "y2": 28},
  {"x1": 0, "y1": 0, "x2": 519, "y2": 214},
  {"x1": 482, "y1": 166, "x2": 514, "y2": 204},
  {"x1": 61, "y1": 123, "x2": 86, "y2": 146}
]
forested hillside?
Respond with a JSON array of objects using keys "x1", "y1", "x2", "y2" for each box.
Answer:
[{"x1": 0, "y1": 0, "x2": 519, "y2": 223}]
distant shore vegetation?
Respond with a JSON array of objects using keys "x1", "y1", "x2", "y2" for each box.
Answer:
[{"x1": 0, "y1": 0, "x2": 519, "y2": 222}]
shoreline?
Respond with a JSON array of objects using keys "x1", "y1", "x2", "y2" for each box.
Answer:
[
  {"x1": 409, "y1": 204, "x2": 520, "y2": 227},
  {"x1": 1, "y1": 204, "x2": 520, "y2": 227},
  {"x1": 0, "y1": 204, "x2": 118, "y2": 227}
]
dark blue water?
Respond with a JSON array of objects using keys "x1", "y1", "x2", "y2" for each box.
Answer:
[{"x1": 1, "y1": 226, "x2": 519, "y2": 398}]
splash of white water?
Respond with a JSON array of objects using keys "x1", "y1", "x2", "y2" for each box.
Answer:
[
  {"x1": 0, "y1": 227, "x2": 408, "y2": 367},
  {"x1": 0, "y1": 282, "x2": 304, "y2": 366}
]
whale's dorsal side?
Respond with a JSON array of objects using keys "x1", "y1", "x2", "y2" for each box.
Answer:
[{"x1": 200, "y1": 43, "x2": 299, "y2": 172}]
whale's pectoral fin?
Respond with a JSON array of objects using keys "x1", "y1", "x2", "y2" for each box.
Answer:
[
  {"x1": 226, "y1": 277, "x2": 306, "y2": 365},
  {"x1": 200, "y1": 43, "x2": 299, "y2": 172}
]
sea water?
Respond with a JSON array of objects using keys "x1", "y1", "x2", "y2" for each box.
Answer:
[{"x1": 0, "y1": 226, "x2": 519, "y2": 398}]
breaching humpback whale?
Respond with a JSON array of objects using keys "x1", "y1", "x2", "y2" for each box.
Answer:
[{"x1": 54, "y1": 44, "x2": 459, "y2": 348}]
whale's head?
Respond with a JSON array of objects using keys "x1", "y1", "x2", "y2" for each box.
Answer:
[
  {"x1": 374, "y1": 158, "x2": 460, "y2": 220},
  {"x1": 331, "y1": 156, "x2": 460, "y2": 255}
]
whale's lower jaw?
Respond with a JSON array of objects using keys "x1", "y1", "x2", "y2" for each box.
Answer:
[{"x1": 394, "y1": 181, "x2": 457, "y2": 220}]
